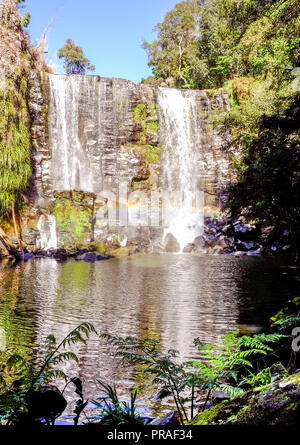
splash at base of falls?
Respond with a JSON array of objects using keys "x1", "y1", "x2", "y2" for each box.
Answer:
[
  {"x1": 163, "y1": 214, "x2": 204, "y2": 252},
  {"x1": 37, "y1": 215, "x2": 57, "y2": 250}
]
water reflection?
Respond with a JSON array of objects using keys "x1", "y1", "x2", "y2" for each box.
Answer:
[{"x1": 0, "y1": 254, "x2": 298, "y2": 418}]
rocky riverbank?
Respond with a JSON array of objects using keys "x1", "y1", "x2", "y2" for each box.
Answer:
[
  {"x1": 0, "y1": 214, "x2": 298, "y2": 263},
  {"x1": 181, "y1": 216, "x2": 298, "y2": 259}
]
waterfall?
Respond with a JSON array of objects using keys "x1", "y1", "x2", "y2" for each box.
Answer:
[
  {"x1": 158, "y1": 88, "x2": 205, "y2": 251},
  {"x1": 49, "y1": 75, "x2": 95, "y2": 192},
  {"x1": 37, "y1": 215, "x2": 57, "y2": 250},
  {"x1": 42, "y1": 74, "x2": 230, "y2": 252}
]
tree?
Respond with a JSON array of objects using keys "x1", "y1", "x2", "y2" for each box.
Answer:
[
  {"x1": 143, "y1": 0, "x2": 202, "y2": 88},
  {"x1": 58, "y1": 39, "x2": 95, "y2": 75}
]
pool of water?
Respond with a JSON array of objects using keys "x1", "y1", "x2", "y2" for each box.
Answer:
[{"x1": 0, "y1": 253, "x2": 299, "y2": 422}]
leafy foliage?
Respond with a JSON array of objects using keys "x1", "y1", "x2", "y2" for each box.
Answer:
[
  {"x1": 14, "y1": 0, "x2": 31, "y2": 28},
  {"x1": 270, "y1": 297, "x2": 300, "y2": 333},
  {"x1": 143, "y1": 0, "x2": 202, "y2": 88},
  {"x1": 239, "y1": 363, "x2": 287, "y2": 389},
  {"x1": 101, "y1": 330, "x2": 285, "y2": 423},
  {"x1": 0, "y1": 323, "x2": 97, "y2": 425},
  {"x1": 144, "y1": 0, "x2": 299, "y2": 90},
  {"x1": 101, "y1": 334, "x2": 191, "y2": 423},
  {"x1": 190, "y1": 331, "x2": 285, "y2": 404},
  {"x1": 90, "y1": 380, "x2": 143, "y2": 425},
  {"x1": 70, "y1": 377, "x2": 89, "y2": 426},
  {"x1": 0, "y1": 72, "x2": 31, "y2": 215},
  {"x1": 224, "y1": 94, "x2": 300, "y2": 235},
  {"x1": 58, "y1": 39, "x2": 95, "y2": 75}
]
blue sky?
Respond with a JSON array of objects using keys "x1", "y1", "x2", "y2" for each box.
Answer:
[{"x1": 22, "y1": 0, "x2": 179, "y2": 82}]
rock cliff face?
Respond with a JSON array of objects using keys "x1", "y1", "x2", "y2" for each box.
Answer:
[{"x1": 24, "y1": 72, "x2": 239, "y2": 253}]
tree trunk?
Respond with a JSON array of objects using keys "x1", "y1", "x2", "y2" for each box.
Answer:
[{"x1": 0, "y1": 226, "x2": 22, "y2": 260}]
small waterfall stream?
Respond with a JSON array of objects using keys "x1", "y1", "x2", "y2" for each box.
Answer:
[
  {"x1": 37, "y1": 215, "x2": 57, "y2": 250},
  {"x1": 158, "y1": 88, "x2": 205, "y2": 251}
]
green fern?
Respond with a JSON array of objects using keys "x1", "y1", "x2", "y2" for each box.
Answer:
[
  {"x1": 90, "y1": 379, "x2": 143, "y2": 425},
  {"x1": 0, "y1": 323, "x2": 97, "y2": 425}
]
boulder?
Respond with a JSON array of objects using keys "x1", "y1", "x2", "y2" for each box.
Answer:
[
  {"x1": 23, "y1": 252, "x2": 34, "y2": 261},
  {"x1": 164, "y1": 233, "x2": 180, "y2": 253},
  {"x1": 153, "y1": 388, "x2": 172, "y2": 401},
  {"x1": 234, "y1": 251, "x2": 247, "y2": 257},
  {"x1": 193, "y1": 236, "x2": 206, "y2": 250},
  {"x1": 183, "y1": 243, "x2": 195, "y2": 253},
  {"x1": 190, "y1": 373, "x2": 300, "y2": 425},
  {"x1": 53, "y1": 249, "x2": 68, "y2": 261},
  {"x1": 222, "y1": 224, "x2": 234, "y2": 236},
  {"x1": 16, "y1": 385, "x2": 67, "y2": 425},
  {"x1": 151, "y1": 411, "x2": 181, "y2": 426},
  {"x1": 212, "y1": 391, "x2": 231, "y2": 405},
  {"x1": 75, "y1": 252, "x2": 111, "y2": 262}
]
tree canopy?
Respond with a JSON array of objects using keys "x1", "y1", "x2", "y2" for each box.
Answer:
[
  {"x1": 143, "y1": 0, "x2": 202, "y2": 88},
  {"x1": 143, "y1": 0, "x2": 299, "y2": 90},
  {"x1": 58, "y1": 39, "x2": 95, "y2": 75}
]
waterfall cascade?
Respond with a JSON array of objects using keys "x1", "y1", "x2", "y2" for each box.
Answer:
[
  {"x1": 49, "y1": 75, "x2": 96, "y2": 192},
  {"x1": 158, "y1": 88, "x2": 208, "y2": 251},
  {"x1": 36, "y1": 215, "x2": 57, "y2": 250}
]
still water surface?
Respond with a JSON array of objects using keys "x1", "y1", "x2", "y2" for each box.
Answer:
[{"x1": 0, "y1": 254, "x2": 298, "y2": 421}]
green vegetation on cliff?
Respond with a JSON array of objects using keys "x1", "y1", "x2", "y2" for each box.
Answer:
[
  {"x1": 190, "y1": 373, "x2": 300, "y2": 425},
  {"x1": 126, "y1": 102, "x2": 161, "y2": 192},
  {"x1": 0, "y1": 71, "x2": 31, "y2": 215},
  {"x1": 54, "y1": 191, "x2": 94, "y2": 246},
  {"x1": 0, "y1": 0, "x2": 50, "y2": 232}
]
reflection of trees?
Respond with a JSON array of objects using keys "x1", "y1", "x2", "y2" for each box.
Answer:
[{"x1": 0, "y1": 262, "x2": 35, "y2": 362}]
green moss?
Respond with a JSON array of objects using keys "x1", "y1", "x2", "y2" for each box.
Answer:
[
  {"x1": 133, "y1": 103, "x2": 159, "y2": 135},
  {"x1": 150, "y1": 103, "x2": 155, "y2": 116},
  {"x1": 130, "y1": 102, "x2": 160, "y2": 169},
  {"x1": 132, "y1": 177, "x2": 150, "y2": 188},
  {"x1": 54, "y1": 196, "x2": 93, "y2": 244},
  {"x1": 145, "y1": 120, "x2": 159, "y2": 133},
  {"x1": 133, "y1": 103, "x2": 147, "y2": 123},
  {"x1": 95, "y1": 242, "x2": 109, "y2": 254},
  {"x1": 189, "y1": 402, "x2": 228, "y2": 425},
  {"x1": 42, "y1": 104, "x2": 48, "y2": 122},
  {"x1": 129, "y1": 144, "x2": 161, "y2": 165},
  {"x1": 111, "y1": 247, "x2": 129, "y2": 257}
]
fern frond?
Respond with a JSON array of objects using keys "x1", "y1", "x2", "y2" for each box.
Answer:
[
  {"x1": 49, "y1": 351, "x2": 79, "y2": 365},
  {"x1": 42, "y1": 369, "x2": 68, "y2": 382},
  {"x1": 276, "y1": 317, "x2": 300, "y2": 330},
  {"x1": 218, "y1": 383, "x2": 245, "y2": 398}
]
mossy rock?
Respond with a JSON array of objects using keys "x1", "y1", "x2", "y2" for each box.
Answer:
[
  {"x1": 189, "y1": 374, "x2": 300, "y2": 425},
  {"x1": 54, "y1": 191, "x2": 95, "y2": 245},
  {"x1": 110, "y1": 247, "x2": 130, "y2": 257},
  {"x1": 189, "y1": 402, "x2": 228, "y2": 425}
]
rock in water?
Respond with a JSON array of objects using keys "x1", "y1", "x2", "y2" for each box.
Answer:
[
  {"x1": 164, "y1": 233, "x2": 180, "y2": 252},
  {"x1": 151, "y1": 411, "x2": 181, "y2": 425},
  {"x1": 212, "y1": 391, "x2": 231, "y2": 404},
  {"x1": 17, "y1": 385, "x2": 67, "y2": 425}
]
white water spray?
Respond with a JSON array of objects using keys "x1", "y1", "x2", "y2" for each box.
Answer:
[{"x1": 37, "y1": 215, "x2": 57, "y2": 250}]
